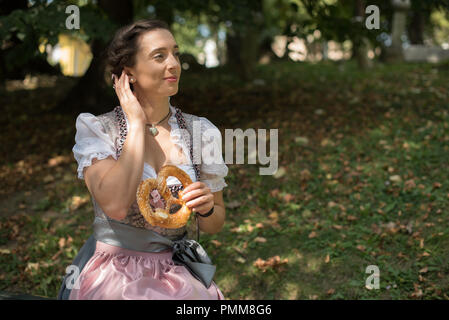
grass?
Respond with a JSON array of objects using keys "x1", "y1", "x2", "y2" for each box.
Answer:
[{"x1": 0, "y1": 59, "x2": 448, "y2": 299}]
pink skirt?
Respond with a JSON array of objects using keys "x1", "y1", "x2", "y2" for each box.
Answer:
[{"x1": 69, "y1": 240, "x2": 225, "y2": 300}]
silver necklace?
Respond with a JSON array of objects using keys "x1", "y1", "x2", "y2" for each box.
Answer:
[{"x1": 145, "y1": 109, "x2": 171, "y2": 136}]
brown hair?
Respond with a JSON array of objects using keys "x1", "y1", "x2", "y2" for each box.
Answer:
[{"x1": 106, "y1": 19, "x2": 171, "y2": 80}]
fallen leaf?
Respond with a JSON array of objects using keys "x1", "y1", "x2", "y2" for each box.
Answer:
[
  {"x1": 268, "y1": 211, "x2": 279, "y2": 220},
  {"x1": 283, "y1": 193, "x2": 295, "y2": 202},
  {"x1": 235, "y1": 257, "x2": 246, "y2": 264},
  {"x1": 308, "y1": 231, "x2": 317, "y2": 239},
  {"x1": 321, "y1": 138, "x2": 334, "y2": 147},
  {"x1": 211, "y1": 240, "x2": 222, "y2": 247},
  {"x1": 433, "y1": 182, "x2": 442, "y2": 189},
  {"x1": 25, "y1": 262, "x2": 39, "y2": 273},
  {"x1": 230, "y1": 227, "x2": 241, "y2": 233},
  {"x1": 253, "y1": 255, "x2": 288, "y2": 272},
  {"x1": 69, "y1": 196, "x2": 88, "y2": 211},
  {"x1": 254, "y1": 237, "x2": 267, "y2": 243},
  {"x1": 270, "y1": 189, "x2": 280, "y2": 197},
  {"x1": 328, "y1": 201, "x2": 338, "y2": 208},
  {"x1": 327, "y1": 288, "x2": 335, "y2": 295},
  {"x1": 273, "y1": 166, "x2": 287, "y2": 179},
  {"x1": 300, "y1": 169, "x2": 311, "y2": 181},
  {"x1": 325, "y1": 254, "x2": 330, "y2": 263},
  {"x1": 48, "y1": 155, "x2": 69, "y2": 167},
  {"x1": 419, "y1": 267, "x2": 428, "y2": 273},
  {"x1": 294, "y1": 136, "x2": 309, "y2": 145},
  {"x1": 384, "y1": 221, "x2": 399, "y2": 234},
  {"x1": 411, "y1": 283, "x2": 423, "y2": 298},
  {"x1": 58, "y1": 237, "x2": 66, "y2": 249},
  {"x1": 404, "y1": 179, "x2": 416, "y2": 191},
  {"x1": 356, "y1": 245, "x2": 366, "y2": 251},
  {"x1": 389, "y1": 175, "x2": 402, "y2": 183}
]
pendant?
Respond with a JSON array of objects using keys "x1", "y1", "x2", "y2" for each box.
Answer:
[{"x1": 149, "y1": 126, "x2": 159, "y2": 136}]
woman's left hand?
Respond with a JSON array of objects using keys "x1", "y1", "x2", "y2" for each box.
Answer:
[{"x1": 180, "y1": 182, "x2": 214, "y2": 215}]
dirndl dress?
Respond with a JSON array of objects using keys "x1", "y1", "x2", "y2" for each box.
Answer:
[{"x1": 58, "y1": 103, "x2": 229, "y2": 300}]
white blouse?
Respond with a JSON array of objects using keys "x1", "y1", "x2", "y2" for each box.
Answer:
[{"x1": 72, "y1": 104, "x2": 229, "y2": 193}]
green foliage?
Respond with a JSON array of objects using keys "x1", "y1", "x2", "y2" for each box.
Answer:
[
  {"x1": 0, "y1": 0, "x2": 116, "y2": 73},
  {"x1": 430, "y1": 9, "x2": 449, "y2": 45}
]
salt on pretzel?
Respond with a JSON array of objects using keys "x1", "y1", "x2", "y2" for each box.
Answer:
[{"x1": 136, "y1": 165, "x2": 193, "y2": 229}]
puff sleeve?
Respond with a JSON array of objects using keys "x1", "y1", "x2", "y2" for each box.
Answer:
[
  {"x1": 72, "y1": 113, "x2": 117, "y2": 180},
  {"x1": 198, "y1": 116, "x2": 229, "y2": 193}
]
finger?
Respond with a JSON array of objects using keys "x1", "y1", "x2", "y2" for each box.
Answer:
[
  {"x1": 186, "y1": 194, "x2": 214, "y2": 208},
  {"x1": 118, "y1": 70, "x2": 124, "y2": 96},
  {"x1": 183, "y1": 181, "x2": 202, "y2": 193},
  {"x1": 118, "y1": 71, "x2": 127, "y2": 101},
  {"x1": 182, "y1": 186, "x2": 210, "y2": 201},
  {"x1": 114, "y1": 75, "x2": 121, "y2": 97},
  {"x1": 123, "y1": 73, "x2": 132, "y2": 97},
  {"x1": 115, "y1": 71, "x2": 123, "y2": 97},
  {"x1": 124, "y1": 74, "x2": 136, "y2": 101},
  {"x1": 114, "y1": 76, "x2": 123, "y2": 101}
]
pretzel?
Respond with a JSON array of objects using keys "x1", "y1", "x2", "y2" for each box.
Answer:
[{"x1": 136, "y1": 165, "x2": 193, "y2": 229}]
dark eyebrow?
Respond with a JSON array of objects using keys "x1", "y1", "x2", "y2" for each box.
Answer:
[{"x1": 149, "y1": 45, "x2": 179, "y2": 55}]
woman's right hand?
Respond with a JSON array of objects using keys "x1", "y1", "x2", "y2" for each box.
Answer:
[{"x1": 113, "y1": 70, "x2": 147, "y2": 125}]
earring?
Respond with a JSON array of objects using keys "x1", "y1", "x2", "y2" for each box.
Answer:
[{"x1": 130, "y1": 77, "x2": 136, "y2": 83}]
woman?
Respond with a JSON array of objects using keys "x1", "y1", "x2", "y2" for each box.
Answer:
[{"x1": 57, "y1": 19, "x2": 228, "y2": 300}]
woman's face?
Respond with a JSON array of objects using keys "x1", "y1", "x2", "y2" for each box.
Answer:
[{"x1": 126, "y1": 28, "x2": 181, "y2": 97}]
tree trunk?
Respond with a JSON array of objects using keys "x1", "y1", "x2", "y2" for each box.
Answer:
[
  {"x1": 53, "y1": 0, "x2": 134, "y2": 116},
  {"x1": 353, "y1": 0, "x2": 371, "y2": 69},
  {"x1": 0, "y1": 0, "x2": 28, "y2": 90},
  {"x1": 408, "y1": 10, "x2": 425, "y2": 45},
  {"x1": 225, "y1": 28, "x2": 243, "y2": 73},
  {"x1": 225, "y1": 24, "x2": 260, "y2": 81},
  {"x1": 385, "y1": 0, "x2": 411, "y2": 63}
]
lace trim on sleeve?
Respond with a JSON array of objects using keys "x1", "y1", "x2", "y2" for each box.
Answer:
[{"x1": 76, "y1": 152, "x2": 117, "y2": 179}]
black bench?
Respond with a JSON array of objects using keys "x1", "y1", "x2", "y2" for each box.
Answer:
[{"x1": 0, "y1": 291, "x2": 55, "y2": 300}]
